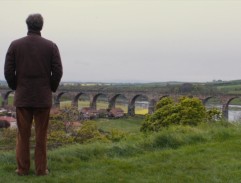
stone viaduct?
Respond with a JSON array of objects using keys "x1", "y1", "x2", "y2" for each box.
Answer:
[{"x1": 1, "y1": 88, "x2": 241, "y2": 119}]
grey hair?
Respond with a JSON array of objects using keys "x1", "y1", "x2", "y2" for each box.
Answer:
[{"x1": 26, "y1": 13, "x2": 44, "y2": 31}]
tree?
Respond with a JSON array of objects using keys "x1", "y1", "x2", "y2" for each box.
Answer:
[
  {"x1": 141, "y1": 96, "x2": 211, "y2": 132},
  {"x1": 206, "y1": 108, "x2": 222, "y2": 121},
  {"x1": 177, "y1": 97, "x2": 206, "y2": 126},
  {"x1": 179, "y1": 83, "x2": 193, "y2": 93}
]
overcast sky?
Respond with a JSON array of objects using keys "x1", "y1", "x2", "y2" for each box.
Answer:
[{"x1": 0, "y1": 0, "x2": 241, "y2": 83}]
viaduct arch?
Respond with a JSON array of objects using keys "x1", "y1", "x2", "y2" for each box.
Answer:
[
  {"x1": 1, "y1": 90, "x2": 14, "y2": 107},
  {"x1": 1, "y1": 88, "x2": 241, "y2": 119}
]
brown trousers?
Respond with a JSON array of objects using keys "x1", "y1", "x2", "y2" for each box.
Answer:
[{"x1": 16, "y1": 107, "x2": 50, "y2": 175}]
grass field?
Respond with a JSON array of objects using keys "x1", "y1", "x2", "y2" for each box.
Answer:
[
  {"x1": 95, "y1": 117, "x2": 144, "y2": 133},
  {"x1": 1, "y1": 118, "x2": 241, "y2": 182},
  {"x1": 217, "y1": 84, "x2": 241, "y2": 95}
]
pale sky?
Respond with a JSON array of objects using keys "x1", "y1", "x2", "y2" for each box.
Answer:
[{"x1": 0, "y1": 0, "x2": 241, "y2": 83}]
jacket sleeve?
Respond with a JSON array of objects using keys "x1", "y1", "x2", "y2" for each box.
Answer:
[
  {"x1": 50, "y1": 43, "x2": 63, "y2": 92},
  {"x1": 4, "y1": 43, "x2": 16, "y2": 90}
]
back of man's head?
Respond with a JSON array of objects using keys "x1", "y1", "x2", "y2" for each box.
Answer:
[{"x1": 26, "y1": 13, "x2": 44, "y2": 31}]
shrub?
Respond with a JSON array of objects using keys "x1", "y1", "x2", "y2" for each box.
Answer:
[
  {"x1": 48, "y1": 130, "x2": 74, "y2": 146},
  {"x1": 206, "y1": 108, "x2": 222, "y2": 122},
  {"x1": 74, "y1": 121, "x2": 108, "y2": 143},
  {"x1": 55, "y1": 106, "x2": 80, "y2": 122},
  {"x1": 107, "y1": 129, "x2": 127, "y2": 142},
  {"x1": 48, "y1": 120, "x2": 75, "y2": 146},
  {"x1": 141, "y1": 97, "x2": 214, "y2": 132},
  {"x1": 0, "y1": 128, "x2": 17, "y2": 145},
  {"x1": 49, "y1": 120, "x2": 66, "y2": 132},
  {"x1": 178, "y1": 97, "x2": 206, "y2": 126},
  {"x1": 0, "y1": 120, "x2": 10, "y2": 128}
]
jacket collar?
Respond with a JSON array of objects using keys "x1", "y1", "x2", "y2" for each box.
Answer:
[{"x1": 27, "y1": 30, "x2": 41, "y2": 36}]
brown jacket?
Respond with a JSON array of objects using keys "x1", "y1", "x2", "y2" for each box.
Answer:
[{"x1": 4, "y1": 30, "x2": 63, "y2": 107}]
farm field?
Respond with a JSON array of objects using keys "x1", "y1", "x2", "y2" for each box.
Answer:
[
  {"x1": 216, "y1": 84, "x2": 241, "y2": 95},
  {"x1": 1, "y1": 117, "x2": 241, "y2": 182}
]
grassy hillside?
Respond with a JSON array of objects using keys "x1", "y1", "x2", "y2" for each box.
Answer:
[
  {"x1": 216, "y1": 84, "x2": 241, "y2": 94},
  {"x1": 1, "y1": 118, "x2": 241, "y2": 182},
  {"x1": 212, "y1": 80, "x2": 241, "y2": 94}
]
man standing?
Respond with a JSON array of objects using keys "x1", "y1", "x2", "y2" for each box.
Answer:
[{"x1": 4, "y1": 13, "x2": 63, "y2": 176}]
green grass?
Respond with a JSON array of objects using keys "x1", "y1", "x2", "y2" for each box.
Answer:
[
  {"x1": 217, "y1": 84, "x2": 241, "y2": 95},
  {"x1": 95, "y1": 117, "x2": 144, "y2": 133},
  {"x1": 1, "y1": 119, "x2": 241, "y2": 182}
]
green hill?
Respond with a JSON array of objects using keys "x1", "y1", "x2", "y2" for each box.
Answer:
[{"x1": 1, "y1": 118, "x2": 241, "y2": 182}]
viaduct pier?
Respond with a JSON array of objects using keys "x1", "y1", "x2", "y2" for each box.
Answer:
[{"x1": 1, "y1": 88, "x2": 241, "y2": 119}]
